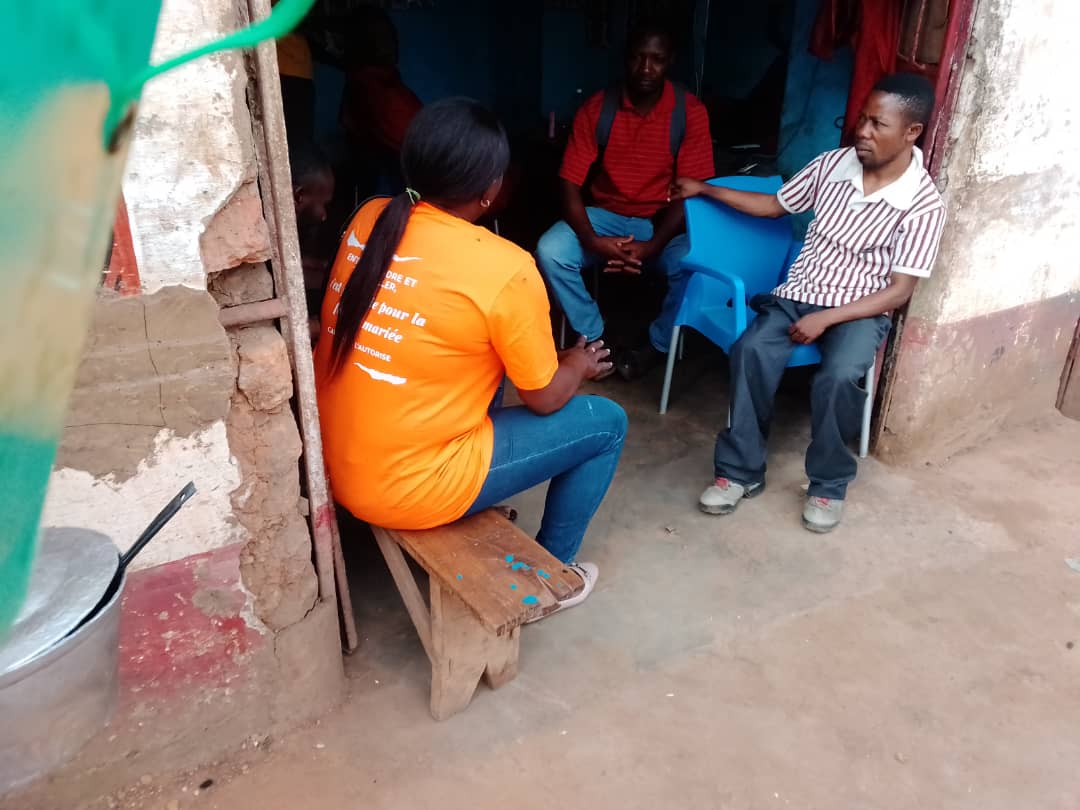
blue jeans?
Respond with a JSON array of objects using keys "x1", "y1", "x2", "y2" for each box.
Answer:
[
  {"x1": 466, "y1": 395, "x2": 627, "y2": 563},
  {"x1": 714, "y1": 295, "x2": 891, "y2": 500},
  {"x1": 536, "y1": 208, "x2": 689, "y2": 353}
]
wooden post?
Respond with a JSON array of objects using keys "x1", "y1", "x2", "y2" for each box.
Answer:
[
  {"x1": 242, "y1": 0, "x2": 356, "y2": 651},
  {"x1": 218, "y1": 298, "x2": 288, "y2": 328}
]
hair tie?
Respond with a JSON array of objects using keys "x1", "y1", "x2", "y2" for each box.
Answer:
[{"x1": 405, "y1": 187, "x2": 421, "y2": 205}]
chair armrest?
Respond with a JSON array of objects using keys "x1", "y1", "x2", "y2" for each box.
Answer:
[{"x1": 680, "y1": 260, "x2": 750, "y2": 335}]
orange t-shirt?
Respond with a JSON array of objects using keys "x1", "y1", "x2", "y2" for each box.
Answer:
[{"x1": 313, "y1": 199, "x2": 559, "y2": 530}]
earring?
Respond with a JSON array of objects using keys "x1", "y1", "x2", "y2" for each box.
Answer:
[{"x1": 480, "y1": 199, "x2": 492, "y2": 209}]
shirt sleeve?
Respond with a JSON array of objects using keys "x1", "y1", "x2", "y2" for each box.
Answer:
[
  {"x1": 559, "y1": 101, "x2": 599, "y2": 188},
  {"x1": 675, "y1": 99, "x2": 715, "y2": 180},
  {"x1": 488, "y1": 262, "x2": 560, "y2": 391},
  {"x1": 777, "y1": 153, "x2": 826, "y2": 214},
  {"x1": 892, "y1": 205, "x2": 947, "y2": 278}
]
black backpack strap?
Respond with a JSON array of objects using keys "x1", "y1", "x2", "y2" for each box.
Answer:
[
  {"x1": 669, "y1": 82, "x2": 687, "y2": 170},
  {"x1": 593, "y1": 85, "x2": 621, "y2": 170}
]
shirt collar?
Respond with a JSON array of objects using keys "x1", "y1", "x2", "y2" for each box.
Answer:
[
  {"x1": 620, "y1": 80, "x2": 674, "y2": 118},
  {"x1": 828, "y1": 146, "x2": 925, "y2": 210}
]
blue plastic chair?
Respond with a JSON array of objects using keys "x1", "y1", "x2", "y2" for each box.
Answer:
[{"x1": 659, "y1": 176, "x2": 876, "y2": 458}]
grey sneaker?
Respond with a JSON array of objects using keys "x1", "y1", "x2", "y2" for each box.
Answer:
[
  {"x1": 802, "y1": 496, "x2": 844, "y2": 532},
  {"x1": 526, "y1": 562, "x2": 598, "y2": 624},
  {"x1": 698, "y1": 477, "x2": 764, "y2": 515}
]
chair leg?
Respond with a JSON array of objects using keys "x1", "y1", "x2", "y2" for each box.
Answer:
[
  {"x1": 859, "y1": 362, "x2": 875, "y2": 459},
  {"x1": 659, "y1": 325, "x2": 681, "y2": 414},
  {"x1": 677, "y1": 331, "x2": 685, "y2": 361}
]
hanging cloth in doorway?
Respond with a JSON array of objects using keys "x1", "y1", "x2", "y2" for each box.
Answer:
[{"x1": 810, "y1": 0, "x2": 904, "y2": 144}]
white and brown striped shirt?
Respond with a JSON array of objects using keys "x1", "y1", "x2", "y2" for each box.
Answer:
[{"x1": 774, "y1": 146, "x2": 946, "y2": 307}]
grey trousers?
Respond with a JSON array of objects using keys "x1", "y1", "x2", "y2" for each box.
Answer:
[{"x1": 713, "y1": 294, "x2": 891, "y2": 500}]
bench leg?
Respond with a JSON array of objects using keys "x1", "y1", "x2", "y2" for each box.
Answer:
[
  {"x1": 372, "y1": 527, "x2": 433, "y2": 661},
  {"x1": 483, "y1": 626, "x2": 520, "y2": 690},
  {"x1": 429, "y1": 582, "x2": 490, "y2": 720}
]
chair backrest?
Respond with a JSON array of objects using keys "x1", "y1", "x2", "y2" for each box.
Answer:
[{"x1": 682, "y1": 176, "x2": 793, "y2": 299}]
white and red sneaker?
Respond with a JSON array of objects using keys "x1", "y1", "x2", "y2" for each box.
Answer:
[
  {"x1": 802, "y1": 496, "x2": 844, "y2": 533},
  {"x1": 698, "y1": 477, "x2": 765, "y2": 515}
]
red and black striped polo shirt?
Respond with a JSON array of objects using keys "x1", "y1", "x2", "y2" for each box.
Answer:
[
  {"x1": 775, "y1": 146, "x2": 946, "y2": 307},
  {"x1": 560, "y1": 81, "x2": 715, "y2": 219}
]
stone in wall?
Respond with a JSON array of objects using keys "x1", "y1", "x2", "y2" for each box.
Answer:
[
  {"x1": 208, "y1": 261, "x2": 274, "y2": 308},
  {"x1": 236, "y1": 324, "x2": 294, "y2": 411},
  {"x1": 200, "y1": 177, "x2": 272, "y2": 272},
  {"x1": 227, "y1": 326, "x2": 317, "y2": 632}
]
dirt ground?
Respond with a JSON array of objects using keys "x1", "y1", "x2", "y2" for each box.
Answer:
[{"x1": 36, "y1": 354, "x2": 1080, "y2": 809}]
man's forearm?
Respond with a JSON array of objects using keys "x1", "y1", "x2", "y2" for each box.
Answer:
[
  {"x1": 560, "y1": 179, "x2": 596, "y2": 245},
  {"x1": 702, "y1": 186, "x2": 786, "y2": 219},
  {"x1": 648, "y1": 202, "x2": 685, "y2": 251},
  {"x1": 820, "y1": 278, "x2": 917, "y2": 327}
]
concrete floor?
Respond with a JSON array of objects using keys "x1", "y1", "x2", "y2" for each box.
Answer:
[{"x1": 73, "y1": 357, "x2": 1080, "y2": 809}]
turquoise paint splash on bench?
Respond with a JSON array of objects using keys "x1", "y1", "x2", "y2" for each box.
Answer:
[
  {"x1": 522, "y1": 595, "x2": 539, "y2": 606},
  {"x1": 511, "y1": 561, "x2": 530, "y2": 572}
]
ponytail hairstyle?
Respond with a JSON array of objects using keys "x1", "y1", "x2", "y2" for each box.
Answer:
[{"x1": 329, "y1": 97, "x2": 511, "y2": 375}]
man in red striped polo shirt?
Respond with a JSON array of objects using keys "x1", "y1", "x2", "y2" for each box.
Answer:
[
  {"x1": 672, "y1": 74, "x2": 946, "y2": 532},
  {"x1": 536, "y1": 19, "x2": 714, "y2": 380}
]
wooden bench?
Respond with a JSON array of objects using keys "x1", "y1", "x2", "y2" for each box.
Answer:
[{"x1": 372, "y1": 510, "x2": 583, "y2": 720}]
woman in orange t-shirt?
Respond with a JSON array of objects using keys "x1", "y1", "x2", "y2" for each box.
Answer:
[{"x1": 314, "y1": 99, "x2": 627, "y2": 616}]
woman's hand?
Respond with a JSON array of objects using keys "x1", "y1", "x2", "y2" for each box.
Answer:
[
  {"x1": 564, "y1": 336, "x2": 613, "y2": 380},
  {"x1": 522, "y1": 337, "x2": 613, "y2": 415}
]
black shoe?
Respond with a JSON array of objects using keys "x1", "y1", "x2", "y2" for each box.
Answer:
[{"x1": 616, "y1": 343, "x2": 666, "y2": 381}]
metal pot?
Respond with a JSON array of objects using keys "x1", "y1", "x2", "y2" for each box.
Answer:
[
  {"x1": 0, "y1": 483, "x2": 195, "y2": 794},
  {"x1": 0, "y1": 561, "x2": 125, "y2": 793}
]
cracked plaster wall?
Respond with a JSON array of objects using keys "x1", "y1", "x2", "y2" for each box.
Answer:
[
  {"x1": 43, "y1": 0, "x2": 281, "y2": 575},
  {"x1": 24, "y1": 0, "x2": 344, "y2": 798}
]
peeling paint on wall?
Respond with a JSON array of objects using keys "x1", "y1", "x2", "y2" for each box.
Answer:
[
  {"x1": 43, "y1": 422, "x2": 244, "y2": 571},
  {"x1": 915, "y1": 0, "x2": 1080, "y2": 325},
  {"x1": 123, "y1": 0, "x2": 268, "y2": 293}
]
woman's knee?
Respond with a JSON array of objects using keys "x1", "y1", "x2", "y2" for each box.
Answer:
[{"x1": 577, "y1": 395, "x2": 628, "y2": 442}]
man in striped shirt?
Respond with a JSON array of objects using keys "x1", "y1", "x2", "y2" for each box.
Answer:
[
  {"x1": 671, "y1": 74, "x2": 946, "y2": 532},
  {"x1": 537, "y1": 19, "x2": 715, "y2": 380}
]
